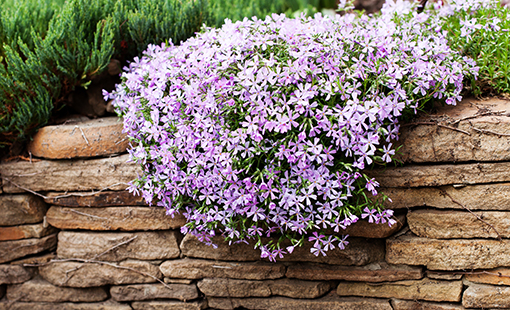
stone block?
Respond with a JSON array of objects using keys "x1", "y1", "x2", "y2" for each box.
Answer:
[
  {"x1": 27, "y1": 117, "x2": 128, "y2": 159},
  {"x1": 197, "y1": 278, "x2": 332, "y2": 299},
  {"x1": 340, "y1": 214, "x2": 405, "y2": 238},
  {"x1": 426, "y1": 271, "x2": 463, "y2": 281},
  {"x1": 0, "y1": 223, "x2": 57, "y2": 241},
  {"x1": 6, "y1": 277, "x2": 107, "y2": 302},
  {"x1": 391, "y1": 299, "x2": 466, "y2": 310},
  {"x1": 0, "y1": 234, "x2": 57, "y2": 264},
  {"x1": 10, "y1": 253, "x2": 55, "y2": 266},
  {"x1": 46, "y1": 206, "x2": 186, "y2": 231},
  {"x1": 0, "y1": 195, "x2": 47, "y2": 226},
  {"x1": 463, "y1": 283, "x2": 510, "y2": 308},
  {"x1": 131, "y1": 301, "x2": 207, "y2": 310},
  {"x1": 0, "y1": 300, "x2": 132, "y2": 310},
  {"x1": 160, "y1": 258, "x2": 285, "y2": 280},
  {"x1": 1, "y1": 154, "x2": 140, "y2": 193},
  {"x1": 39, "y1": 260, "x2": 161, "y2": 287},
  {"x1": 110, "y1": 283, "x2": 198, "y2": 301},
  {"x1": 0, "y1": 265, "x2": 33, "y2": 285},
  {"x1": 464, "y1": 268, "x2": 510, "y2": 286},
  {"x1": 336, "y1": 278, "x2": 462, "y2": 302},
  {"x1": 44, "y1": 191, "x2": 145, "y2": 207},
  {"x1": 57, "y1": 231, "x2": 180, "y2": 261},
  {"x1": 286, "y1": 261, "x2": 423, "y2": 282}
]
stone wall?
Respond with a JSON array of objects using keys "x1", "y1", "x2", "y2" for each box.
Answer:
[{"x1": 1, "y1": 97, "x2": 510, "y2": 310}]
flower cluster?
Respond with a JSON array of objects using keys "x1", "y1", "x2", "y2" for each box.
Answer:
[{"x1": 109, "y1": 1, "x2": 477, "y2": 260}]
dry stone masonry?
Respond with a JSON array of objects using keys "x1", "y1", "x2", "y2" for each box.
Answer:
[{"x1": 1, "y1": 97, "x2": 510, "y2": 309}]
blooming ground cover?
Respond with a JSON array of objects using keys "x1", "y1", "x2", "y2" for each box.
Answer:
[{"x1": 109, "y1": 0, "x2": 505, "y2": 260}]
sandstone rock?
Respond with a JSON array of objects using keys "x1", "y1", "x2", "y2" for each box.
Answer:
[
  {"x1": 0, "y1": 195, "x2": 47, "y2": 226},
  {"x1": 1, "y1": 154, "x2": 140, "y2": 193},
  {"x1": 340, "y1": 214, "x2": 405, "y2": 238},
  {"x1": 391, "y1": 299, "x2": 466, "y2": 310},
  {"x1": 10, "y1": 253, "x2": 56, "y2": 265},
  {"x1": 197, "y1": 278, "x2": 332, "y2": 299},
  {"x1": 39, "y1": 260, "x2": 161, "y2": 287},
  {"x1": 207, "y1": 293, "x2": 393, "y2": 310},
  {"x1": 164, "y1": 278, "x2": 193, "y2": 284},
  {"x1": 336, "y1": 278, "x2": 462, "y2": 302},
  {"x1": 46, "y1": 206, "x2": 185, "y2": 231},
  {"x1": 181, "y1": 235, "x2": 384, "y2": 265},
  {"x1": 0, "y1": 223, "x2": 57, "y2": 241},
  {"x1": 380, "y1": 184, "x2": 510, "y2": 210},
  {"x1": 386, "y1": 232, "x2": 510, "y2": 270},
  {"x1": 57, "y1": 231, "x2": 180, "y2": 261},
  {"x1": 160, "y1": 259, "x2": 286, "y2": 280},
  {"x1": 464, "y1": 268, "x2": 510, "y2": 286},
  {"x1": 0, "y1": 234, "x2": 57, "y2": 264},
  {"x1": 367, "y1": 162, "x2": 510, "y2": 188},
  {"x1": 407, "y1": 209, "x2": 509, "y2": 239},
  {"x1": 396, "y1": 97, "x2": 510, "y2": 163},
  {"x1": 0, "y1": 265, "x2": 33, "y2": 285},
  {"x1": 131, "y1": 301, "x2": 207, "y2": 310},
  {"x1": 110, "y1": 283, "x2": 198, "y2": 302},
  {"x1": 286, "y1": 262, "x2": 423, "y2": 282},
  {"x1": 6, "y1": 277, "x2": 107, "y2": 302},
  {"x1": 0, "y1": 300, "x2": 132, "y2": 310},
  {"x1": 27, "y1": 117, "x2": 128, "y2": 159},
  {"x1": 462, "y1": 283, "x2": 510, "y2": 308},
  {"x1": 44, "y1": 191, "x2": 145, "y2": 207},
  {"x1": 426, "y1": 271, "x2": 463, "y2": 281}
]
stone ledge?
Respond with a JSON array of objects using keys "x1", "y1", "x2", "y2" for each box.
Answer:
[
  {"x1": 0, "y1": 195, "x2": 47, "y2": 226},
  {"x1": 0, "y1": 265, "x2": 33, "y2": 285},
  {"x1": 44, "y1": 191, "x2": 145, "y2": 207},
  {"x1": 391, "y1": 299, "x2": 466, "y2": 310},
  {"x1": 110, "y1": 283, "x2": 199, "y2": 302},
  {"x1": 464, "y1": 268, "x2": 510, "y2": 286},
  {"x1": 131, "y1": 301, "x2": 207, "y2": 310},
  {"x1": 462, "y1": 282, "x2": 510, "y2": 308},
  {"x1": 0, "y1": 300, "x2": 132, "y2": 310},
  {"x1": 0, "y1": 223, "x2": 57, "y2": 241},
  {"x1": 0, "y1": 234, "x2": 57, "y2": 264}
]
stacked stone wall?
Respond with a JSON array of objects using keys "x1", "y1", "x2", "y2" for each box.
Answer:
[{"x1": 1, "y1": 98, "x2": 510, "y2": 309}]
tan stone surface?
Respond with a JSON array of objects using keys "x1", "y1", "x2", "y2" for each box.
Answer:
[
  {"x1": 27, "y1": 117, "x2": 128, "y2": 159},
  {"x1": 462, "y1": 283, "x2": 510, "y2": 308},
  {"x1": 160, "y1": 258, "x2": 286, "y2": 280},
  {"x1": 164, "y1": 278, "x2": 193, "y2": 284},
  {"x1": 207, "y1": 293, "x2": 393, "y2": 310},
  {"x1": 39, "y1": 260, "x2": 161, "y2": 287},
  {"x1": 0, "y1": 265, "x2": 33, "y2": 285},
  {"x1": 0, "y1": 300, "x2": 132, "y2": 310},
  {"x1": 396, "y1": 97, "x2": 510, "y2": 163},
  {"x1": 0, "y1": 223, "x2": 57, "y2": 241},
  {"x1": 380, "y1": 184, "x2": 510, "y2": 210},
  {"x1": 1, "y1": 154, "x2": 140, "y2": 193},
  {"x1": 110, "y1": 283, "x2": 198, "y2": 301},
  {"x1": 181, "y1": 235, "x2": 384, "y2": 265},
  {"x1": 407, "y1": 209, "x2": 509, "y2": 239},
  {"x1": 44, "y1": 191, "x2": 146, "y2": 207},
  {"x1": 0, "y1": 195, "x2": 47, "y2": 226},
  {"x1": 46, "y1": 206, "x2": 185, "y2": 231},
  {"x1": 197, "y1": 278, "x2": 332, "y2": 299},
  {"x1": 367, "y1": 162, "x2": 510, "y2": 188},
  {"x1": 6, "y1": 277, "x2": 107, "y2": 302},
  {"x1": 391, "y1": 299, "x2": 466, "y2": 310},
  {"x1": 57, "y1": 231, "x2": 180, "y2": 261},
  {"x1": 464, "y1": 268, "x2": 510, "y2": 286},
  {"x1": 386, "y1": 232, "x2": 510, "y2": 270},
  {"x1": 10, "y1": 253, "x2": 55, "y2": 265},
  {"x1": 426, "y1": 271, "x2": 463, "y2": 280},
  {"x1": 336, "y1": 278, "x2": 462, "y2": 302},
  {"x1": 131, "y1": 301, "x2": 207, "y2": 310},
  {"x1": 340, "y1": 214, "x2": 405, "y2": 238},
  {"x1": 0, "y1": 234, "x2": 57, "y2": 264},
  {"x1": 286, "y1": 261, "x2": 423, "y2": 282}
]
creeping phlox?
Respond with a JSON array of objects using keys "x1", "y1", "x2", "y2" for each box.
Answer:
[{"x1": 109, "y1": 1, "x2": 478, "y2": 261}]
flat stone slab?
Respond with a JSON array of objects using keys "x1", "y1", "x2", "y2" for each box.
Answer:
[
  {"x1": 46, "y1": 206, "x2": 186, "y2": 231},
  {"x1": 27, "y1": 117, "x2": 128, "y2": 159},
  {"x1": 391, "y1": 299, "x2": 466, "y2": 310},
  {"x1": 110, "y1": 283, "x2": 199, "y2": 302},
  {"x1": 463, "y1": 283, "x2": 510, "y2": 308},
  {"x1": 426, "y1": 271, "x2": 463, "y2": 281},
  {"x1": 39, "y1": 260, "x2": 161, "y2": 287},
  {"x1": 340, "y1": 214, "x2": 405, "y2": 238},
  {"x1": 407, "y1": 209, "x2": 509, "y2": 239},
  {"x1": 337, "y1": 278, "x2": 462, "y2": 302},
  {"x1": 0, "y1": 195, "x2": 47, "y2": 226},
  {"x1": 0, "y1": 234, "x2": 57, "y2": 264},
  {"x1": 57, "y1": 231, "x2": 180, "y2": 261},
  {"x1": 1, "y1": 154, "x2": 140, "y2": 193},
  {"x1": 131, "y1": 301, "x2": 207, "y2": 310},
  {"x1": 160, "y1": 258, "x2": 286, "y2": 280},
  {"x1": 0, "y1": 265, "x2": 33, "y2": 285},
  {"x1": 0, "y1": 300, "x2": 132, "y2": 310},
  {"x1": 44, "y1": 191, "x2": 145, "y2": 207},
  {"x1": 380, "y1": 183, "x2": 510, "y2": 210},
  {"x1": 464, "y1": 268, "x2": 510, "y2": 286},
  {"x1": 286, "y1": 262, "x2": 423, "y2": 282},
  {"x1": 197, "y1": 278, "x2": 332, "y2": 299},
  {"x1": 207, "y1": 293, "x2": 393, "y2": 310},
  {"x1": 181, "y1": 235, "x2": 384, "y2": 265},
  {"x1": 397, "y1": 97, "x2": 510, "y2": 163},
  {"x1": 367, "y1": 161, "x2": 510, "y2": 188},
  {"x1": 6, "y1": 276, "x2": 108, "y2": 302},
  {"x1": 386, "y1": 232, "x2": 510, "y2": 270},
  {"x1": 0, "y1": 223, "x2": 57, "y2": 241}
]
